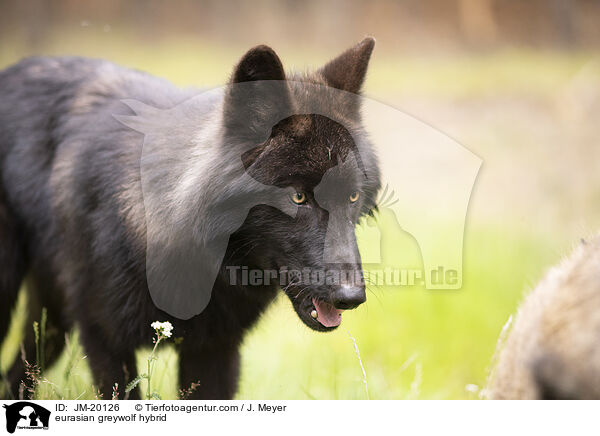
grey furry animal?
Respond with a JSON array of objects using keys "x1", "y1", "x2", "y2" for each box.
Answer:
[{"x1": 487, "y1": 236, "x2": 600, "y2": 399}]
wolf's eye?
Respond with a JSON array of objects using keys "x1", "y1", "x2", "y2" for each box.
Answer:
[
  {"x1": 291, "y1": 192, "x2": 307, "y2": 205},
  {"x1": 349, "y1": 191, "x2": 360, "y2": 203}
]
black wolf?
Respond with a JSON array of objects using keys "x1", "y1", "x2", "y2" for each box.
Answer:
[{"x1": 0, "y1": 38, "x2": 380, "y2": 399}]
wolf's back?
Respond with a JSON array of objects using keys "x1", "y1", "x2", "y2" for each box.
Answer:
[
  {"x1": 488, "y1": 236, "x2": 600, "y2": 399},
  {"x1": 0, "y1": 55, "x2": 191, "y2": 227}
]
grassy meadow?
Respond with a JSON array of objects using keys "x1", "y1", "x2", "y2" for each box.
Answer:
[{"x1": 1, "y1": 30, "x2": 598, "y2": 399}]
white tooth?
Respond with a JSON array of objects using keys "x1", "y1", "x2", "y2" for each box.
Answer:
[{"x1": 311, "y1": 309, "x2": 318, "y2": 319}]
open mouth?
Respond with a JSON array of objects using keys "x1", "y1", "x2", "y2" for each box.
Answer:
[
  {"x1": 311, "y1": 298, "x2": 344, "y2": 328},
  {"x1": 280, "y1": 269, "x2": 365, "y2": 331},
  {"x1": 287, "y1": 291, "x2": 350, "y2": 332}
]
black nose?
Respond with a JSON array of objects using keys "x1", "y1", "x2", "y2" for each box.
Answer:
[{"x1": 332, "y1": 285, "x2": 366, "y2": 310}]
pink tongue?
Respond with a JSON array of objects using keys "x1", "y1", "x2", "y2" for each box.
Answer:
[{"x1": 312, "y1": 298, "x2": 342, "y2": 327}]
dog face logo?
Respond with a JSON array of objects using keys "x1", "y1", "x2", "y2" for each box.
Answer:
[{"x1": 2, "y1": 402, "x2": 50, "y2": 433}]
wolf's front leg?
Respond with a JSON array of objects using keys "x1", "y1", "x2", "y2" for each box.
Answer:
[
  {"x1": 79, "y1": 327, "x2": 140, "y2": 400},
  {"x1": 179, "y1": 341, "x2": 240, "y2": 400}
]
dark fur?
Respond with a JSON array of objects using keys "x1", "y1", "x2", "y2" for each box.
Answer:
[{"x1": 0, "y1": 39, "x2": 379, "y2": 399}]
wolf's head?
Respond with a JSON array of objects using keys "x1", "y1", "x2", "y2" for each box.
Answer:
[{"x1": 222, "y1": 38, "x2": 381, "y2": 331}]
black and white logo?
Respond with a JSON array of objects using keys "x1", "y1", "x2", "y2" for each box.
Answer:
[{"x1": 3, "y1": 402, "x2": 51, "y2": 433}]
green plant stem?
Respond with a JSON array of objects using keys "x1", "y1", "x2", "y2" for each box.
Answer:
[{"x1": 146, "y1": 335, "x2": 162, "y2": 400}]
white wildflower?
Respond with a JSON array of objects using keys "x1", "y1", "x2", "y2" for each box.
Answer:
[{"x1": 151, "y1": 321, "x2": 173, "y2": 338}]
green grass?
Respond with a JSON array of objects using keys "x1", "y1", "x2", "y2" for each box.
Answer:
[{"x1": 0, "y1": 223, "x2": 563, "y2": 399}]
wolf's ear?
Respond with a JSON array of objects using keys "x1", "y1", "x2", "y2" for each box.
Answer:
[
  {"x1": 319, "y1": 37, "x2": 375, "y2": 94},
  {"x1": 224, "y1": 45, "x2": 293, "y2": 144},
  {"x1": 231, "y1": 45, "x2": 286, "y2": 83}
]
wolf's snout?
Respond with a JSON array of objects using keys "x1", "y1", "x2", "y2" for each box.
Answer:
[{"x1": 332, "y1": 284, "x2": 366, "y2": 310}]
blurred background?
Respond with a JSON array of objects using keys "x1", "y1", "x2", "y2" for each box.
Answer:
[{"x1": 1, "y1": 0, "x2": 599, "y2": 399}]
